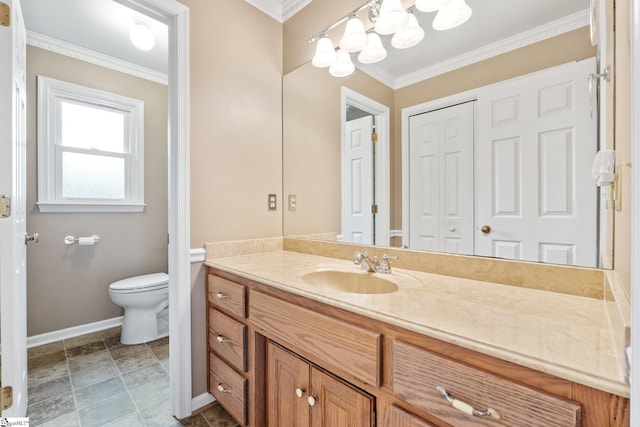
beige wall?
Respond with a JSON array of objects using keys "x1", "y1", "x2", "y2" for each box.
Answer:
[
  {"x1": 26, "y1": 47, "x2": 168, "y2": 336},
  {"x1": 182, "y1": 0, "x2": 283, "y2": 396}
]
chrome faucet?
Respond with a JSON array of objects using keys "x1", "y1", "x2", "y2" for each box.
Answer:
[{"x1": 353, "y1": 252, "x2": 397, "y2": 274}]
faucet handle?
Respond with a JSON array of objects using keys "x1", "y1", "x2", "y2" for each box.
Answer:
[
  {"x1": 379, "y1": 254, "x2": 397, "y2": 274},
  {"x1": 353, "y1": 251, "x2": 368, "y2": 264}
]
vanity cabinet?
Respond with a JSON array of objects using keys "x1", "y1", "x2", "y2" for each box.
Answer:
[
  {"x1": 266, "y1": 341, "x2": 374, "y2": 427},
  {"x1": 206, "y1": 268, "x2": 630, "y2": 427}
]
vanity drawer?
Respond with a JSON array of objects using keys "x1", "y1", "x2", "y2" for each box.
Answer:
[
  {"x1": 392, "y1": 340, "x2": 581, "y2": 427},
  {"x1": 210, "y1": 352, "x2": 247, "y2": 426},
  {"x1": 390, "y1": 405, "x2": 437, "y2": 427},
  {"x1": 209, "y1": 308, "x2": 247, "y2": 372},
  {"x1": 250, "y1": 290, "x2": 381, "y2": 387},
  {"x1": 208, "y1": 274, "x2": 246, "y2": 319}
]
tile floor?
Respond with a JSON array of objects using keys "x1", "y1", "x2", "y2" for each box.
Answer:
[{"x1": 26, "y1": 327, "x2": 238, "y2": 427}]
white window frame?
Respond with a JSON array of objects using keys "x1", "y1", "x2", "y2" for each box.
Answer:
[{"x1": 36, "y1": 75, "x2": 145, "y2": 212}]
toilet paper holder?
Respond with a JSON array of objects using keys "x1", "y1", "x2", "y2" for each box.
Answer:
[{"x1": 64, "y1": 235, "x2": 100, "y2": 245}]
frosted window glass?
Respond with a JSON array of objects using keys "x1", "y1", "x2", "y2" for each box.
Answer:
[
  {"x1": 62, "y1": 152, "x2": 125, "y2": 199},
  {"x1": 60, "y1": 101, "x2": 126, "y2": 153}
]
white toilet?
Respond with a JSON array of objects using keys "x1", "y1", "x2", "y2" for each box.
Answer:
[{"x1": 108, "y1": 272, "x2": 169, "y2": 345}]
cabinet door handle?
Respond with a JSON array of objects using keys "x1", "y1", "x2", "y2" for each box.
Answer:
[
  {"x1": 215, "y1": 333, "x2": 233, "y2": 344},
  {"x1": 217, "y1": 383, "x2": 232, "y2": 394},
  {"x1": 215, "y1": 292, "x2": 230, "y2": 299},
  {"x1": 295, "y1": 387, "x2": 306, "y2": 398},
  {"x1": 436, "y1": 386, "x2": 502, "y2": 421},
  {"x1": 307, "y1": 396, "x2": 317, "y2": 407}
]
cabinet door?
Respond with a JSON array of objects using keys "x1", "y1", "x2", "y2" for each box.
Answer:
[
  {"x1": 309, "y1": 367, "x2": 373, "y2": 427},
  {"x1": 267, "y1": 342, "x2": 310, "y2": 427},
  {"x1": 390, "y1": 405, "x2": 437, "y2": 427}
]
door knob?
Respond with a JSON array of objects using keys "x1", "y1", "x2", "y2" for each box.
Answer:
[
  {"x1": 295, "y1": 387, "x2": 306, "y2": 398},
  {"x1": 25, "y1": 233, "x2": 39, "y2": 244},
  {"x1": 480, "y1": 225, "x2": 491, "y2": 234},
  {"x1": 308, "y1": 396, "x2": 317, "y2": 406}
]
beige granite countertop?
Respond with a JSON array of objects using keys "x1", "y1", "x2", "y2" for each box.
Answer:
[{"x1": 205, "y1": 250, "x2": 629, "y2": 398}]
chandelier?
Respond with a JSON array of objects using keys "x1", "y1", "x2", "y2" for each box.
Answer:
[{"x1": 308, "y1": 0, "x2": 472, "y2": 77}]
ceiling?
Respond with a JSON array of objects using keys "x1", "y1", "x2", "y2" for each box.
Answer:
[{"x1": 21, "y1": 0, "x2": 590, "y2": 85}]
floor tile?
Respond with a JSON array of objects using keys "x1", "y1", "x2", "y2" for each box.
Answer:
[
  {"x1": 28, "y1": 350, "x2": 66, "y2": 371},
  {"x1": 28, "y1": 359, "x2": 68, "y2": 387},
  {"x1": 103, "y1": 411, "x2": 146, "y2": 427},
  {"x1": 77, "y1": 391, "x2": 137, "y2": 427},
  {"x1": 148, "y1": 336, "x2": 169, "y2": 348},
  {"x1": 65, "y1": 341, "x2": 107, "y2": 358},
  {"x1": 99, "y1": 326, "x2": 122, "y2": 340},
  {"x1": 40, "y1": 411, "x2": 80, "y2": 427},
  {"x1": 28, "y1": 375, "x2": 72, "y2": 405},
  {"x1": 129, "y1": 376, "x2": 171, "y2": 411},
  {"x1": 108, "y1": 342, "x2": 148, "y2": 360},
  {"x1": 64, "y1": 332, "x2": 103, "y2": 350},
  {"x1": 67, "y1": 350, "x2": 111, "y2": 373},
  {"x1": 178, "y1": 413, "x2": 210, "y2": 427},
  {"x1": 28, "y1": 341, "x2": 64, "y2": 360},
  {"x1": 200, "y1": 403, "x2": 240, "y2": 427},
  {"x1": 139, "y1": 405, "x2": 181, "y2": 427},
  {"x1": 150, "y1": 342, "x2": 169, "y2": 360},
  {"x1": 114, "y1": 348, "x2": 157, "y2": 374},
  {"x1": 26, "y1": 392, "x2": 75, "y2": 426},
  {"x1": 75, "y1": 376, "x2": 126, "y2": 409},
  {"x1": 70, "y1": 360, "x2": 118, "y2": 390},
  {"x1": 103, "y1": 334, "x2": 122, "y2": 349},
  {"x1": 122, "y1": 361, "x2": 167, "y2": 389}
]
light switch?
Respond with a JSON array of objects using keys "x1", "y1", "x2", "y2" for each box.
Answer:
[
  {"x1": 288, "y1": 194, "x2": 297, "y2": 211},
  {"x1": 268, "y1": 194, "x2": 277, "y2": 211}
]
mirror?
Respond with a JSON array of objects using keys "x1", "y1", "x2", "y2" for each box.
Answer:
[{"x1": 283, "y1": 1, "x2": 612, "y2": 269}]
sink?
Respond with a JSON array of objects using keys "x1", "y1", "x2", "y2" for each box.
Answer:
[{"x1": 301, "y1": 270, "x2": 399, "y2": 294}]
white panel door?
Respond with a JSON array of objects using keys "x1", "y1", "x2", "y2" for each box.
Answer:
[
  {"x1": 475, "y1": 58, "x2": 597, "y2": 267},
  {"x1": 342, "y1": 115, "x2": 374, "y2": 244},
  {"x1": 0, "y1": 0, "x2": 28, "y2": 416},
  {"x1": 409, "y1": 102, "x2": 474, "y2": 254}
]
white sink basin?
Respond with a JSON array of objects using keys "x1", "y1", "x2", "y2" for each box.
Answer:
[{"x1": 301, "y1": 270, "x2": 399, "y2": 294}]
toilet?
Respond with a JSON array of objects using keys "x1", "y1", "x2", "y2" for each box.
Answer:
[{"x1": 108, "y1": 272, "x2": 169, "y2": 345}]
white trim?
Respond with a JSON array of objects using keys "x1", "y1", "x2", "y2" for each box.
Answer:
[
  {"x1": 389, "y1": 229, "x2": 402, "y2": 238},
  {"x1": 630, "y1": 0, "x2": 640, "y2": 423},
  {"x1": 191, "y1": 392, "x2": 215, "y2": 412},
  {"x1": 27, "y1": 31, "x2": 168, "y2": 86},
  {"x1": 114, "y1": 0, "x2": 192, "y2": 420},
  {"x1": 36, "y1": 202, "x2": 146, "y2": 213},
  {"x1": 27, "y1": 317, "x2": 123, "y2": 348},
  {"x1": 341, "y1": 87, "x2": 390, "y2": 247},
  {"x1": 245, "y1": 0, "x2": 283, "y2": 22},
  {"x1": 190, "y1": 248, "x2": 206, "y2": 263},
  {"x1": 282, "y1": 0, "x2": 313, "y2": 21},
  {"x1": 359, "y1": 10, "x2": 590, "y2": 90}
]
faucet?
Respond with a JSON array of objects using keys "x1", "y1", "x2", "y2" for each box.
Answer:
[{"x1": 353, "y1": 252, "x2": 397, "y2": 274}]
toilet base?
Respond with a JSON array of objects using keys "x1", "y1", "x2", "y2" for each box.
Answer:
[{"x1": 121, "y1": 305, "x2": 169, "y2": 345}]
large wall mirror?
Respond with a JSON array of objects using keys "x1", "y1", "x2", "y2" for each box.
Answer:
[{"x1": 283, "y1": 0, "x2": 615, "y2": 269}]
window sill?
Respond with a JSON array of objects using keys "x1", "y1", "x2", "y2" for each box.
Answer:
[{"x1": 36, "y1": 202, "x2": 146, "y2": 213}]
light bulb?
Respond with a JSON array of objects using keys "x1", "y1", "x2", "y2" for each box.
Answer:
[
  {"x1": 358, "y1": 32, "x2": 387, "y2": 64},
  {"x1": 374, "y1": 0, "x2": 409, "y2": 35},
  {"x1": 130, "y1": 18, "x2": 155, "y2": 51},
  {"x1": 391, "y1": 13, "x2": 425, "y2": 49},
  {"x1": 415, "y1": 0, "x2": 451, "y2": 13},
  {"x1": 339, "y1": 15, "x2": 368, "y2": 52},
  {"x1": 329, "y1": 50, "x2": 355, "y2": 77},
  {"x1": 433, "y1": 0, "x2": 472, "y2": 31},
  {"x1": 312, "y1": 36, "x2": 337, "y2": 68}
]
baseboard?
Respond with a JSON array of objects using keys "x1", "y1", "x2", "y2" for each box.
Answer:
[
  {"x1": 192, "y1": 392, "x2": 215, "y2": 411},
  {"x1": 27, "y1": 316, "x2": 123, "y2": 348}
]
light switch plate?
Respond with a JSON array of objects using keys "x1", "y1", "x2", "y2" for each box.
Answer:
[{"x1": 288, "y1": 194, "x2": 297, "y2": 211}]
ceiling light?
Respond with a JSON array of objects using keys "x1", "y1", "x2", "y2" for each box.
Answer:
[
  {"x1": 357, "y1": 32, "x2": 387, "y2": 64},
  {"x1": 329, "y1": 50, "x2": 355, "y2": 77},
  {"x1": 432, "y1": 0, "x2": 472, "y2": 31},
  {"x1": 312, "y1": 35, "x2": 338, "y2": 68},
  {"x1": 340, "y1": 15, "x2": 368, "y2": 52},
  {"x1": 391, "y1": 12, "x2": 425, "y2": 49},
  {"x1": 374, "y1": 0, "x2": 409, "y2": 35},
  {"x1": 414, "y1": 0, "x2": 451, "y2": 13},
  {"x1": 130, "y1": 17, "x2": 155, "y2": 51}
]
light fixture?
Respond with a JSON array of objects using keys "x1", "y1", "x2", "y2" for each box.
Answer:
[
  {"x1": 130, "y1": 17, "x2": 155, "y2": 51},
  {"x1": 358, "y1": 32, "x2": 387, "y2": 64},
  {"x1": 391, "y1": 12, "x2": 425, "y2": 49},
  {"x1": 374, "y1": 0, "x2": 409, "y2": 35},
  {"x1": 329, "y1": 50, "x2": 355, "y2": 77},
  {"x1": 432, "y1": 0, "x2": 472, "y2": 30},
  {"x1": 339, "y1": 15, "x2": 368, "y2": 52},
  {"x1": 312, "y1": 35, "x2": 338, "y2": 68},
  {"x1": 414, "y1": 0, "x2": 451, "y2": 13}
]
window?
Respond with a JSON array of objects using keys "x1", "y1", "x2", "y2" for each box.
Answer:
[{"x1": 37, "y1": 76, "x2": 145, "y2": 212}]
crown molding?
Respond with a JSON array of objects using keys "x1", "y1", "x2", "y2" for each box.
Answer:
[
  {"x1": 282, "y1": 0, "x2": 313, "y2": 21},
  {"x1": 393, "y1": 9, "x2": 590, "y2": 89},
  {"x1": 27, "y1": 31, "x2": 168, "y2": 85},
  {"x1": 245, "y1": 0, "x2": 284, "y2": 22}
]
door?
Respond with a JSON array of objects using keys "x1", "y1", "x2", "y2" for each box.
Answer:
[
  {"x1": 0, "y1": 0, "x2": 28, "y2": 416},
  {"x1": 267, "y1": 342, "x2": 310, "y2": 427},
  {"x1": 408, "y1": 102, "x2": 474, "y2": 254},
  {"x1": 475, "y1": 58, "x2": 597, "y2": 267},
  {"x1": 342, "y1": 115, "x2": 374, "y2": 244}
]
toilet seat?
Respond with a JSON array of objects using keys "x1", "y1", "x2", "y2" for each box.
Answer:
[{"x1": 109, "y1": 272, "x2": 168, "y2": 294}]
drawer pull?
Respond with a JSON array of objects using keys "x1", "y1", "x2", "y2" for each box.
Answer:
[
  {"x1": 308, "y1": 395, "x2": 317, "y2": 407},
  {"x1": 215, "y1": 292, "x2": 230, "y2": 299},
  {"x1": 215, "y1": 333, "x2": 234, "y2": 344},
  {"x1": 295, "y1": 387, "x2": 306, "y2": 398},
  {"x1": 217, "y1": 383, "x2": 233, "y2": 394},
  {"x1": 436, "y1": 386, "x2": 502, "y2": 421}
]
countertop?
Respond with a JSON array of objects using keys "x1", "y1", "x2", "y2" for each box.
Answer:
[{"x1": 205, "y1": 250, "x2": 629, "y2": 398}]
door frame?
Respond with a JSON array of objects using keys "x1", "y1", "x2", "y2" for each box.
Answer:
[
  {"x1": 114, "y1": 0, "x2": 191, "y2": 418},
  {"x1": 341, "y1": 87, "x2": 390, "y2": 246}
]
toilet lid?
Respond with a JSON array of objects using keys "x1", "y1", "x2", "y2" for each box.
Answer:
[{"x1": 109, "y1": 272, "x2": 169, "y2": 292}]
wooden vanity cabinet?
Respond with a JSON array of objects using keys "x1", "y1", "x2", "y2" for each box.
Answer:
[
  {"x1": 266, "y1": 341, "x2": 374, "y2": 427},
  {"x1": 206, "y1": 268, "x2": 630, "y2": 427}
]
